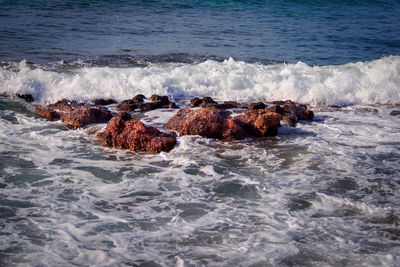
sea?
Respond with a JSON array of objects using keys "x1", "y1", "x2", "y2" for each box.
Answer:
[{"x1": 1, "y1": 1, "x2": 400, "y2": 266}]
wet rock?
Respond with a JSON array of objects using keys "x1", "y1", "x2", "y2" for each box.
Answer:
[
  {"x1": 93, "y1": 98, "x2": 117, "y2": 106},
  {"x1": 17, "y1": 93, "x2": 34, "y2": 102},
  {"x1": 97, "y1": 116, "x2": 176, "y2": 153},
  {"x1": 390, "y1": 110, "x2": 400, "y2": 116},
  {"x1": 34, "y1": 106, "x2": 61, "y2": 120},
  {"x1": 60, "y1": 106, "x2": 113, "y2": 128},
  {"x1": 248, "y1": 102, "x2": 266, "y2": 110},
  {"x1": 116, "y1": 99, "x2": 138, "y2": 112},
  {"x1": 268, "y1": 104, "x2": 285, "y2": 114},
  {"x1": 217, "y1": 101, "x2": 241, "y2": 109},
  {"x1": 164, "y1": 107, "x2": 280, "y2": 140},
  {"x1": 164, "y1": 108, "x2": 231, "y2": 139},
  {"x1": 118, "y1": 111, "x2": 132, "y2": 121},
  {"x1": 133, "y1": 94, "x2": 146, "y2": 103},
  {"x1": 237, "y1": 109, "x2": 281, "y2": 137},
  {"x1": 117, "y1": 95, "x2": 177, "y2": 112},
  {"x1": 282, "y1": 113, "x2": 298, "y2": 127},
  {"x1": 189, "y1": 96, "x2": 218, "y2": 108},
  {"x1": 267, "y1": 100, "x2": 314, "y2": 122},
  {"x1": 47, "y1": 99, "x2": 82, "y2": 113}
]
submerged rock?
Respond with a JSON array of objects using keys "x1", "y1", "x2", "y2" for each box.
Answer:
[{"x1": 97, "y1": 116, "x2": 176, "y2": 153}]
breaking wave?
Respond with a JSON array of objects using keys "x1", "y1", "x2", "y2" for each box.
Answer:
[{"x1": 1, "y1": 56, "x2": 399, "y2": 106}]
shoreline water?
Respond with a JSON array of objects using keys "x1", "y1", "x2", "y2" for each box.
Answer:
[{"x1": 1, "y1": 0, "x2": 400, "y2": 265}]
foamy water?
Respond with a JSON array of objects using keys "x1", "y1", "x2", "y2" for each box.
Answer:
[
  {"x1": 1, "y1": 56, "x2": 399, "y2": 106},
  {"x1": 1, "y1": 57, "x2": 400, "y2": 266}
]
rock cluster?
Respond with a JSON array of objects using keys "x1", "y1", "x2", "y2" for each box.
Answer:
[
  {"x1": 35, "y1": 100, "x2": 112, "y2": 128},
  {"x1": 164, "y1": 97, "x2": 313, "y2": 140},
  {"x1": 34, "y1": 95, "x2": 178, "y2": 153},
  {"x1": 33, "y1": 95, "x2": 314, "y2": 154},
  {"x1": 164, "y1": 107, "x2": 281, "y2": 140}
]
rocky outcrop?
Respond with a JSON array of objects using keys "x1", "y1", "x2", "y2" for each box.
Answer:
[
  {"x1": 97, "y1": 116, "x2": 176, "y2": 153},
  {"x1": 165, "y1": 97, "x2": 313, "y2": 140},
  {"x1": 117, "y1": 94, "x2": 177, "y2": 112},
  {"x1": 164, "y1": 107, "x2": 281, "y2": 140},
  {"x1": 60, "y1": 106, "x2": 113, "y2": 128},
  {"x1": 164, "y1": 108, "x2": 232, "y2": 139},
  {"x1": 46, "y1": 99, "x2": 83, "y2": 112},
  {"x1": 33, "y1": 96, "x2": 314, "y2": 154},
  {"x1": 35, "y1": 99, "x2": 112, "y2": 128}
]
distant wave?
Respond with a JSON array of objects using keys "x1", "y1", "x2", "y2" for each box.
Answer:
[{"x1": 1, "y1": 56, "x2": 399, "y2": 106}]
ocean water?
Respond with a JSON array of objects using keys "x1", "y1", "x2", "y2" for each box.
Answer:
[{"x1": 1, "y1": 1, "x2": 400, "y2": 266}]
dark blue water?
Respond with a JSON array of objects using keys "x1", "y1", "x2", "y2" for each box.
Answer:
[{"x1": 1, "y1": 0, "x2": 400, "y2": 65}]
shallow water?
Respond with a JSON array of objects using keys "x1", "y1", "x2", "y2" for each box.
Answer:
[{"x1": 1, "y1": 95, "x2": 399, "y2": 266}]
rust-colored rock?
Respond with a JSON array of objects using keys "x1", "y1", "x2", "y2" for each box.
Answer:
[
  {"x1": 267, "y1": 100, "x2": 314, "y2": 122},
  {"x1": 164, "y1": 108, "x2": 230, "y2": 139},
  {"x1": 47, "y1": 99, "x2": 82, "y2": 112},
  {"x1": 35, "y1": 106, "x2": 61, "y2": 120},
  {"x1": 236, "y1": 109, "x2": 281, "y2": 137},
  {"x1": 97, "y1": 116, "x2": 176, "y2": 153},
  {"x1": 60, "y1": 106, "x2": 112, "y2": 128},
  {"x1": 164, "y1": 107, "x2": 281, "y2": 140}
]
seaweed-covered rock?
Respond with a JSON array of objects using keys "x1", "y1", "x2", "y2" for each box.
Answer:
[
  {"x1": 97, "y1": 116, "x2": 176, "y2": 153},
  {"x1": 60, "y1": 106, "x2": 112, "y2": 128}
]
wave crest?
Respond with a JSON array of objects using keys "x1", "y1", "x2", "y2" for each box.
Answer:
[{"x1": 1, "y1": 56, "x2": 399, "y2": 106}]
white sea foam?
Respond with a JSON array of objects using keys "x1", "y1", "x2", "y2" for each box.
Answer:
[{"x1": 1, "y1": 56, "x2": 399, "y2": 106}]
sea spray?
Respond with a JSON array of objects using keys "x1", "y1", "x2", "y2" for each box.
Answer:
[{"x1": 1, "y1": 56, "x2": 399, "y2": 106}]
